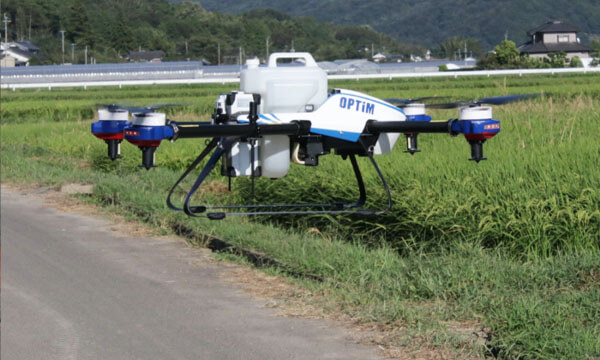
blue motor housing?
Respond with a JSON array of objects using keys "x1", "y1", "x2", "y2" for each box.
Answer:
[
  {"x1": 91, "y1": 120, "x2": 130, "y2": 140},
  {"x1": 124, "y1": 125, "x2": 174, "y2": 147},
  {"x1": 123, "y1": 112, "x2": 174, "y2": 170},
  {"x1": 405, "y1": 114, "x2": 432, "y2": 122},
  {"x1": 451, "y1": 107, "x2": 501, "y2": 162}
]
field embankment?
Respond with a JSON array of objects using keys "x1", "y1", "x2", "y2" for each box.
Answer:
[{"x1": 1, "y1": 74, "x2": 599, "y2": 359}]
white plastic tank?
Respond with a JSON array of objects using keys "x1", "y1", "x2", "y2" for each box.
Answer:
[
  {"x1": 240, "y1": 52, "x2": 328, "y2": 113},
  {"x1": 240, "y1": 53, "x2": 328, "y2": 178}
]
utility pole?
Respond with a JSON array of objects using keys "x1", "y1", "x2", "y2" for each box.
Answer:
[
  {"x1": 3, "y1": 13, "x2": 11, "y2": 43},
  {"x1": 59, "y1": 30, "x2": 66, "y2": 64},
  {"x1": 185, "y1": 40, "x2": 188, "y2": 55},
  {"x1": 71, "y1": 43, "x2": 75, "y2": 63},
  {"x1": 265, "y1": 36, "x2": 270, "y2": 61},
  {"x1": 371, "y1": 43, "x2": 374, "y2": 58},
  {"x1": 239, "y1": 46, "x2": 242, "y2": 66},
  {"x1": 217, "y1": 43, "x2": 220, "y2": 65},
  {"x1": 290, "y1": 39, "x2": 295, "y2": 52},
  {"x1": 85, "y1": 45, "x2": 88, "y2": 64}
]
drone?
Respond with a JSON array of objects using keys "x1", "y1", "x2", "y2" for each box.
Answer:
[{"x1": 92, "y1": 52, "x2": 535, "y2": 220}]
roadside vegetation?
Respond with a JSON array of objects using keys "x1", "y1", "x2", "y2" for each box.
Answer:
[{"x1": 1, "y1": 73, "x2": 599, "y2": 359}]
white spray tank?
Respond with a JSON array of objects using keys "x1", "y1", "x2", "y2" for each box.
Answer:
[{"x1": 240, "y1": 53, "x2": 328, "y2": 178}]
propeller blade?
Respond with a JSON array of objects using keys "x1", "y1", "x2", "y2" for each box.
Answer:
[
  {"x1": 128, "y1": 103, "x2": 183, "y2": 114},
  {"x1": 385, "y1": 96, "x2": 449, "y2": 106},
  {"x1": 477, "y1": 94, "x2": 540, "y2": 105},
  {"x1": 426, "y1": 93, "x2": 540, "y2": 109},
  {"x1": 98, "y1": 103, "x2": 130, "y2": 112},
  {"x1": 425, "y1": 102, "x2": 468, "y2": 109}
]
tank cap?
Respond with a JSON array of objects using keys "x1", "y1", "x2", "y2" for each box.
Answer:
[{"x1": 246, "y1": 57, "x2": 260, "y2": 69}]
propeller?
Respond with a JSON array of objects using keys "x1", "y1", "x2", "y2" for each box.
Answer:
[
  {"x1": 98, "y1": 103, "x2": 181, "y2": 114},
  {"x1": 384, "y1": 96, "x2": 449, "y2": 106},
  {"x1": 426, "y1": 94, "x2": 540, "y2": 109},
  {"x1": 99, "y1": 103, "x2": 130, "y2": 112}
]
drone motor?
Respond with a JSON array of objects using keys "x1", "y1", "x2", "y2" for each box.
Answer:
[
  {"x1": 92, "y1": 108, "x2": 130, "y2": 160},
  {"x1": 453, "y1": 106, "x2": 499, "y2": 162},
  {"x1": 124, "y1": 112, "x2": 174, "y2": 169},
  {"x1": 402, "y1": 103, "x2": 431, "y2": 155}
]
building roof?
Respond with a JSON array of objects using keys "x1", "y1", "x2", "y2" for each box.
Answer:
[
  {"x1": 126, "y1": 50, "x2": 164, "y2": 61},
  {"x1": 527, "y1": 21, "x2": 581, "y2": 36},
  {"x1": 3, "y1": 47, "x2": 32, "y2": 62},
  {"x1": 15, "y1": 41, "x2": 40, "y2": 53},
  {"x1": 518, "y1": 41, "x2": 592, "y2": 54}
]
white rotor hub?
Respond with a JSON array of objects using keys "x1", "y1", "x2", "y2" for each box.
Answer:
[
  {"x1": 132, "y1": 112, "x2": 167, "y2": 126},
  {"x1": 98, "y1": 109, "x2": 129, "y2": 121},
  {"x1": 403, "y1": 103, "x2": 426, "y2": 116},
  {"x1": 459, "y1": 106, "x2": 492, "y2": 120}
]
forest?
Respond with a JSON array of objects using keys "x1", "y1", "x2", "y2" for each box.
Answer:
[
  {"x1": 192, "y1": 0, "x2": 600, "y2": 50},
  {"x1": 0, "y1": 0, "x2": 424, "y2": 65}
]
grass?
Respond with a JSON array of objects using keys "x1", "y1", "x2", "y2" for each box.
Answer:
[{"x1": 2, "y1": 73, "x2": 599, "y2": 359}]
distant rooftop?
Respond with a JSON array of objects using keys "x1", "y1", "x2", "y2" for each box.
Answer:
[
  {"x1": 518, "y1": 42, "x2": 592, "y2": 54},
  {"x1": 15, "y1": 41, "x2": 41, "y2": 53},
  {"x1": 527, "y1": 21, "x2": 581, "y2": 36},
  {"x1": 126, "y1": 50, "x2": 165, "y2": 62}
]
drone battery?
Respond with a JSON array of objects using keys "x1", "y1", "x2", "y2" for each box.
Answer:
[{"x1": 222, "y1": 141, "x2": 260, "y2": 177}]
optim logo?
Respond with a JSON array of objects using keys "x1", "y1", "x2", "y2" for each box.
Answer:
[{"x1": 339, "y1": 96, "x2": 375, "y2": 115}]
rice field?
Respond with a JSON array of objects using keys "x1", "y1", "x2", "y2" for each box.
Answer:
[{"x1": 2, "y1": 73, "x2": 599, "y2": 359}]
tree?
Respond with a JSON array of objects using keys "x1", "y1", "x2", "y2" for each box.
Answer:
[
  {"x1": 66, "y1": 0, "x2": 95, "y2": 47},
  {"x1": 569, "y1": 56, "x2": 583, "y2": 68},
  {"x1": 494, "y1": 40, "x2": 520, "y2": 65},
  {"x1": 547, "y1": 51, "x2": 567, "y2": 67},
  {"x1": 590, "y1": 40, "x2": 600, "y2": 65}
]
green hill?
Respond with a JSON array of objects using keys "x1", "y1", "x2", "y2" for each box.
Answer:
[
  {"x1": 187, "y1": 0, "x2": 600, "y2": 50},
  {"x1": 0, "y1": 0, "x2": 422, "y2": 64}
]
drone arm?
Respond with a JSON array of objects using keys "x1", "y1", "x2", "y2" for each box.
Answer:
[
  {"x1": 173, "y1": 121, "x2": 312, "y2": 139},
  {"x1": 366, "y1": 117, "x2": 499, "y2": 163},
  {"x1": 365, "y1": 120, "x2": 456, "y2": 135}
]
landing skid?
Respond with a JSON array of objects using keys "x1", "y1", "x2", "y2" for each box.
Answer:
[{"x1": 167, "y1": 138, "x2": 392, "y2": 219}]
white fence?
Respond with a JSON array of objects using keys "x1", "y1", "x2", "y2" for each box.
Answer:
[{"x1": 2, "y1": 66, "x2": 599, "y2": 90}]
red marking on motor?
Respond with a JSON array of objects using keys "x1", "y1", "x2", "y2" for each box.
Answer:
[
  {"x1": 465, "y1": 132, "x2": 498, "y2": 141},
  {"x1": 93, "y1": 132, "x2": 124, "y2": 140}
]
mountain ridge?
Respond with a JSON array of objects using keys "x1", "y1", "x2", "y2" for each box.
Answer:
[{"x1": 180, "y1": 0, "x2": 600, "y2": 50}]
